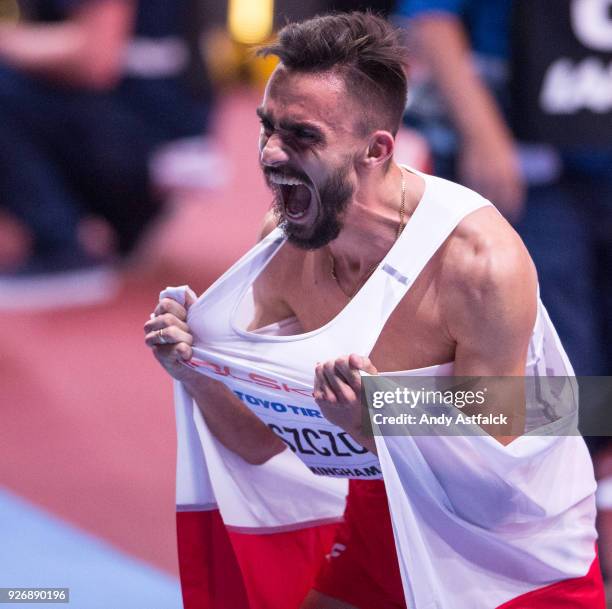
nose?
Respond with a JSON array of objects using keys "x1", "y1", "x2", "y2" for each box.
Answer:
[{"x1": 260, "y1": 133, "x2": 290, "y2": 167}]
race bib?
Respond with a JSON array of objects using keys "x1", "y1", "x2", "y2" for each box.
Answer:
[{"x1": 184, "y1": 350, "x2": 383, "y2": 479}]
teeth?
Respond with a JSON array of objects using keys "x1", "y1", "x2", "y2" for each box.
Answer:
[{"x1": 269, "y1": 174, "x2": 305, "y2": 186}]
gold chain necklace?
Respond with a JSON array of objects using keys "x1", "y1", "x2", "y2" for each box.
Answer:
[{"x1": 329, "y1": 167, "x2": 407, "y2": 298}]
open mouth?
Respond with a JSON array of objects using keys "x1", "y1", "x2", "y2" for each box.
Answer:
[{"x1": 268, "y1": 173, "x2": 315, "y2": 222}]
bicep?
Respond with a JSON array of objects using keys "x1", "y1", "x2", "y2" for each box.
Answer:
[
  {"x1": 453, "y1": 300, "x2": 535, "y2": 377},
  {"x1": 450, "y1": 256, "x2": 537, "y2": 377},
  {"x1": 451, "y1": 264, "x2": 536, "y2": 444}
]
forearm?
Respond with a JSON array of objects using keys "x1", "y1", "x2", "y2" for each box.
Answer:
[
  {"x1": 0, "y1": 23, "x2": 89, "y2": 79},
  {"x1": 0, "y1": 1, "x2": 133, "y2": 89},
  {"x1": 409, "y1": 16, "x2": 512, "y2": 145},
  {"x1": 182, "y1": 374, "x2": 286, "y2": 465}
]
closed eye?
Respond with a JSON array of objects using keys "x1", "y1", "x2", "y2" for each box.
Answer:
[
  {"x1": 256, "y1": 107, "x2": 324, "y2": 145},
  {"x1": 259, "y1": 117, "x2": 274, "y2": 134},
  {"x1": 293, "y1": 128, "x2": 319, "y2": 142}
]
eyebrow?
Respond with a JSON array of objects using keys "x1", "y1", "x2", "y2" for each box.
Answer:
[{"x1": 256, "y1": 107, "x2": 325, "y2": 141}]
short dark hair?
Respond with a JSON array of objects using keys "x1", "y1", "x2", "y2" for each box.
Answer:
[{"x1": 257, "y1": 12, "x2": 409, "y2": 136}]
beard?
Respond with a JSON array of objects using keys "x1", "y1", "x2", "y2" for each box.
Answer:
[{"x1": 267, "y1": 160, "x2": 354, "y2": 250}]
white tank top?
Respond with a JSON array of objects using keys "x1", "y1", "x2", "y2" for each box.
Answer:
[
  {"x1": 171, "y1": 166, "x2": 597, "y2": 608},
  {"x1": 184, "y1": 167, "x2": 491, "y2": 479}
]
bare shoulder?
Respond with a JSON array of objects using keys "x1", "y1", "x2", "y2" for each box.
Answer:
[
  {"x1": 439, "y1": 206, "x2": 538, "y2": 348},
  {"x1": 442, "y1": 207, "x2": 536, "y2": 295}
]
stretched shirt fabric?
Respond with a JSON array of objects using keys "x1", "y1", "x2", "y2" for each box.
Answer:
[{"x1": 171, "y1": 167, "x2": 599, "y2": 608}]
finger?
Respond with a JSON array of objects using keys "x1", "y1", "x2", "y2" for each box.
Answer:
[
  {"x1": 153, "y1": 298, "x2": 188, "y2": 321},
  {"x1": 144, "y1": 312, "x2": 190, "y2": 335},
  {"x1": 333, "y1": 357, "x2": 362, "y2": 394},
  {"x1": 144, "y1": 325, "x2": 193, "y2": 347},
  {"x1": 153, "y1": 342, "x2": 193, "y2": 362},
  {"x1": 315, "y1": 364, "x2": 338, "y2": 403},
  {"x1": 322, "y1": 361, "x2": 356, "y2": 403},
  {"x1": 348, "y1": 354, "x2": 378, "y2": 375},
  {"x1": 175, "y1": 342, "x2": 193, "y2": 361},
  {"x1": 184, "y1": 290, "x2": 196, "y2": 308},
  {"x1": 313, "y1": 368, "x2": 325, "y2": 403},
  {"x1": 314, "y1": 364, "x2": 333, "y2": 401}
]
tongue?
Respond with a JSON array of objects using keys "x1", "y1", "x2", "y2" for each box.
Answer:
[{"x1": 285, "y1": 184, "x2": 311, "y2": 217}]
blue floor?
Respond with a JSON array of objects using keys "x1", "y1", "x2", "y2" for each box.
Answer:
[{"x1": 0, "y1": 488, "x2": 183, "y2": 609}]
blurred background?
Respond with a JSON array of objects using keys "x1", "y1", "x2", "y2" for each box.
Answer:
[{"x1": 0, "y1": 0, "x2": 610, "y2": 607}]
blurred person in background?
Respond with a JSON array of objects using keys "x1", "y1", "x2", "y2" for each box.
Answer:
[
  {"x1": 397, "y1": 0, "x2": 612, "y2": 378},
  {"x1": 0, "y1": 0, "x2": 213, "y2": 276}
]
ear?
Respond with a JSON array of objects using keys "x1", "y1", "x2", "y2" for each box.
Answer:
[{"x1": 363, "y1": 131, "x2": 395, "y2": 168}]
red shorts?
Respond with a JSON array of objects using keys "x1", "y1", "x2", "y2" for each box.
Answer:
[
  {"x1": 313, "y1": 479, "x2": 605, "y2": 609},
  {"x1": 313, "y1": 479, "x2": 407, "y2": 609}
]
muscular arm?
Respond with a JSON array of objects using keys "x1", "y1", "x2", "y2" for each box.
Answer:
[
  {"x1": 0, "y1": 0, "x2": 134, "y2": 89},
  {"x1": 442, "y1": 213, "x2": 538, "y2": 443}
]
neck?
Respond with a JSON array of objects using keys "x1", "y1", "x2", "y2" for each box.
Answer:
[{"x1": 327, "y1": 163, "x2": 421, "y2": 284}]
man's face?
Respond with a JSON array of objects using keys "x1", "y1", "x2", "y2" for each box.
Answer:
[{"x1": 257, "y1": 67, "x2": 362, "y2": 249}]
